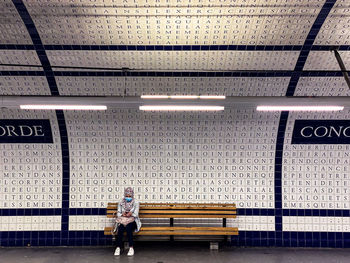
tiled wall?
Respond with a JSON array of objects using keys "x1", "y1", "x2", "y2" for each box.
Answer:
[
  {"x1": 1, "y1": 0, "x2": 350, "y2": 248},
  {"x1": 2, "y1": 105, "x2": 350, "y2": 247}
]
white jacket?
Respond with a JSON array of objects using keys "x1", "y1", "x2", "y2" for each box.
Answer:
[{"x1": 117, "y1": 200, "x2": 142, "y2": 232}]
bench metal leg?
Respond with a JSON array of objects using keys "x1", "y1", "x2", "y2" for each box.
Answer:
[
  {"x1": 170, "y1": 218, "x2": 174, "y2": 242},
  {"x1": 210, "y1": 242, "x2": 219, "y2": 250}
]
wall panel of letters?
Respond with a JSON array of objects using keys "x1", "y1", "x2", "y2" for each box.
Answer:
[
  {"x1": 0, "y1": 109, "x2": 62, "y2": 209},
  {"x1": 57, "y1": 76, "x2": 289, "y2": 96},
  {"x1": 24, "y1": 0, "x2": 323, "y2": 45},
  {"x1": 67, "y1": 109, "x2": 277, "y2": 208}
]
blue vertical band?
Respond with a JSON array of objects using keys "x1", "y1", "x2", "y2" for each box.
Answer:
[
  {"x1": 274, "y1": 0, "x2": 337, "y2": 246},
  {"x1": 12, "y1": 0, "x2": 70, "y2": 240}
]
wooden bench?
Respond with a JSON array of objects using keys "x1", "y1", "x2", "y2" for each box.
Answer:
[{"x1": 104, "y1": 203, "x2": 238, "y2": 238}]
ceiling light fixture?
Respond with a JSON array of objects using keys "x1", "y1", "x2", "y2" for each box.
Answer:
[
  {"x1": 20, "y1": 105, "x2": 107, "y2": 110},
  {"x1": 139, "y1": 105, "x2": 224, "y2": 111},
  {"x1": 257, "y1": 106, "x2": 344, "y2": 111},
  {"x1": 169, "y1": 95, "x2": 199, "y2": 99},
  {"x1": 141, "y1": 95, "x2": 226, "y2": 99},
  {"x1": 140, "y1": 95, "x2": 169, "y2": 99},
  {"x1": 199, "y1": 95, "x2": 226, "y2": 99}
]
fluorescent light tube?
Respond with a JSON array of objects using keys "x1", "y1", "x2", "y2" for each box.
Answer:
[
  {"x1": 141, "y1": 95, "x2": 226, "y2": 99},
  {"x1": 141, "y1": 95, "x2": 169, "y2": 99},
  {"x1": 139, "y1": 105, "x2": 224, "y2": 111},
  {"x1": 257, "y1": 106, "x2": 344, "y2": 111},
  {"x1": 20, "y1": 105, "x2": 107, "y2": 110},
  {"x1": 199, "y1": 95, "x2": 226, "y2": 99},
  {"x1": 169, "y1": 95, "x2": 199, "y2": 99}
]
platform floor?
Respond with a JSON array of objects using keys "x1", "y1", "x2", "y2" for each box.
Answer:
[{"x1": 2, "y1": 242, "x2": 350, "y2": 263}]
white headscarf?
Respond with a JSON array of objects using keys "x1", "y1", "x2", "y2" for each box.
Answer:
[{"x1": 120, "y1": 187, "x2": 135, "y2": 212}]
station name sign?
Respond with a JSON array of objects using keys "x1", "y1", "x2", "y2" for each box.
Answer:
[
  {"x1": 292, "y1": 120, "x2": 350, "y2": 144},
  {"x1": 0, "y1": 119, "x2": 53, "y2": 143}
]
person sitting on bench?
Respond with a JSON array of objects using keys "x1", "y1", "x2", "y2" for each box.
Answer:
[{"x1": 114, "y1": 187, "x2": 142, "y2": 256}]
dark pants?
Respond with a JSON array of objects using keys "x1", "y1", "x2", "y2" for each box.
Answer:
[{"x1": 115, "y1": 221, "x2": 137, "y2": 247}]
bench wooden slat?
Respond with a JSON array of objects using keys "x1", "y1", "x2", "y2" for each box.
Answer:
[
  {"x1": 107, "y1": 204, "x2": 236, "y2": 210},
  {"x1": 105, "y1": 226, "x2": 238, "y2": 231},
  {"x1": 105, "y1": 231, "x2": 239, "y2": 236},
  {"x1": 107, "y1": 206, "x2": 236, "y2": 211},
  {"x1": 107, "y1": 210, "x2": 236, "y2": 215},
  {"x1": 148, "y1": 233, "x2": 234, "y2": 236},
  {"x1": 108, "y1": 202, "x2": 236, "y2": 206},
  {"x1": 107, "y1": 209, "x2": 236, "y2": 213},
  {"x1": 139, "y1": 210, "x2": 236, "y2": 215},
  {"x1": 138, "y1": 214, "x2": 237, "y2": 218},
  {"x1": 104, "y1": 202, "x2": 238, "y2": 238},
  {"x1": 107, "y1": 214, "x2": 236, "y2": 218}
]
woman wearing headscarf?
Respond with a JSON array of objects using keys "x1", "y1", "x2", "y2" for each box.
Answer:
[{"x1": 114, "y1": 187, "x2": 141, "y2": 256}]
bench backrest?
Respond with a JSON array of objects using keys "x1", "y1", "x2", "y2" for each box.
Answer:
[{"x1": 106, "y1": 203, "x2": 236, "y2": 218}]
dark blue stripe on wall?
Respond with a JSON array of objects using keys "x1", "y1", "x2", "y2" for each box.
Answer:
[
  {"x1": 12, "y1": 0, "x2": 70, "y2": 239},
  {"x1": 274, "y1": 111, "x2": 288, "y2": 248},
  {"x1": 0, "y1": 209, "x2": 61, "y2": 216},
  {"x1": 233, "y1": 231, "x2": 348, "y2": 248},
  {"x1": 11, "y1": 1, "x2": 58, "y2": 96},
  {"x1": 1, "y1": 230, "x2": 349, "y2": 247},
  {"x1": 0, "y1": 44, "x2": 35, "y2": 50},
  {"x1": 273, "y1": 0, "x2": 337, "y2": 245},
  {"x1": 286, "y1": 0, "x2": 337, "y2": 96},
  {"x1": 0, "y1": 71, "x2": 45, "y2": 76}
]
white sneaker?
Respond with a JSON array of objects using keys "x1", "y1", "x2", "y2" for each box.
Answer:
[
  {"x1": 114, "y1": 247, "x2": 120, "y2": 256},
  {"x1": 127, "y1": 247, "x2": 134, "y2": 256}
]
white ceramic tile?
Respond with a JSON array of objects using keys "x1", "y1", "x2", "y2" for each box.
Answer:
[
  {"x1": 67, "y1": 108, "x2": 278, "y2": 208},
  {"x1": 304, "y1": 51, "x2": 350, "y2": 70},
  {"x1": 0, "y1": 216, "x2": 61, "y2": 231},
  {"x1": 48, "y1": 50, "x2": 299, "y2": 71},
  {"x1": 25, "y1": 0, "x2": 322, "y2": 45},
  {"x1": 283, "y1": 216, "x2": 350, "y2": 232},
  {"x1": 56, "y1": 76, "x2": 290, "y2": 96},
  {"x1": 0, "y1": 0, "x2": 33, "y2": 44},
  {"x1": 69, "y1": 215, "x2": 274, "y2": 231},
  {"x1": 0, "y1": 109, "x2": 62, "y2": 209},
  {"x1": 282, "y1": 109, "x2": 350, "y2": 210},
  {"x1": 315, "y1": 0, "x2": 350, "y2": 45},
  {"x1": 0, "y1": 50, "x2": 42, "y2": 70},
  {"x1": 0, "y1": 76, "x2": 50, "y2": 95},
  {"x1": 295, "y1": 77, "x2": 350, "y2": 96}
]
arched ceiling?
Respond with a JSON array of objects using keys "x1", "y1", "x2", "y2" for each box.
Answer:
[{"x1": 0, "y1": 0, "x2": 350, "y2": 96}]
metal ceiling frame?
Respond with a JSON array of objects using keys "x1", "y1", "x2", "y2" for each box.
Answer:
[{"x1": 1, "y1": 95, "x2": 349, "y2": 109}]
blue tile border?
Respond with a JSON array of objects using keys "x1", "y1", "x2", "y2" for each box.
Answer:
[
  {"x1": 232, "y1": 231, "x2": 350, "y2": 248},
  {"x1": 273, "y1": 0, "x2": 337, "y2": 247},
  {"x1": 1, "y1": 230, "x2": 350, "y2": 247},
  {"x1": 0, "y1": 44, "x2": 35, "y2": 50},
  {"x1": 0, "y1": 71, "x2": 45, "y2": 76},
  {"x1": 12, "y1": 0, "x2": 70, "y2": 239}
]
